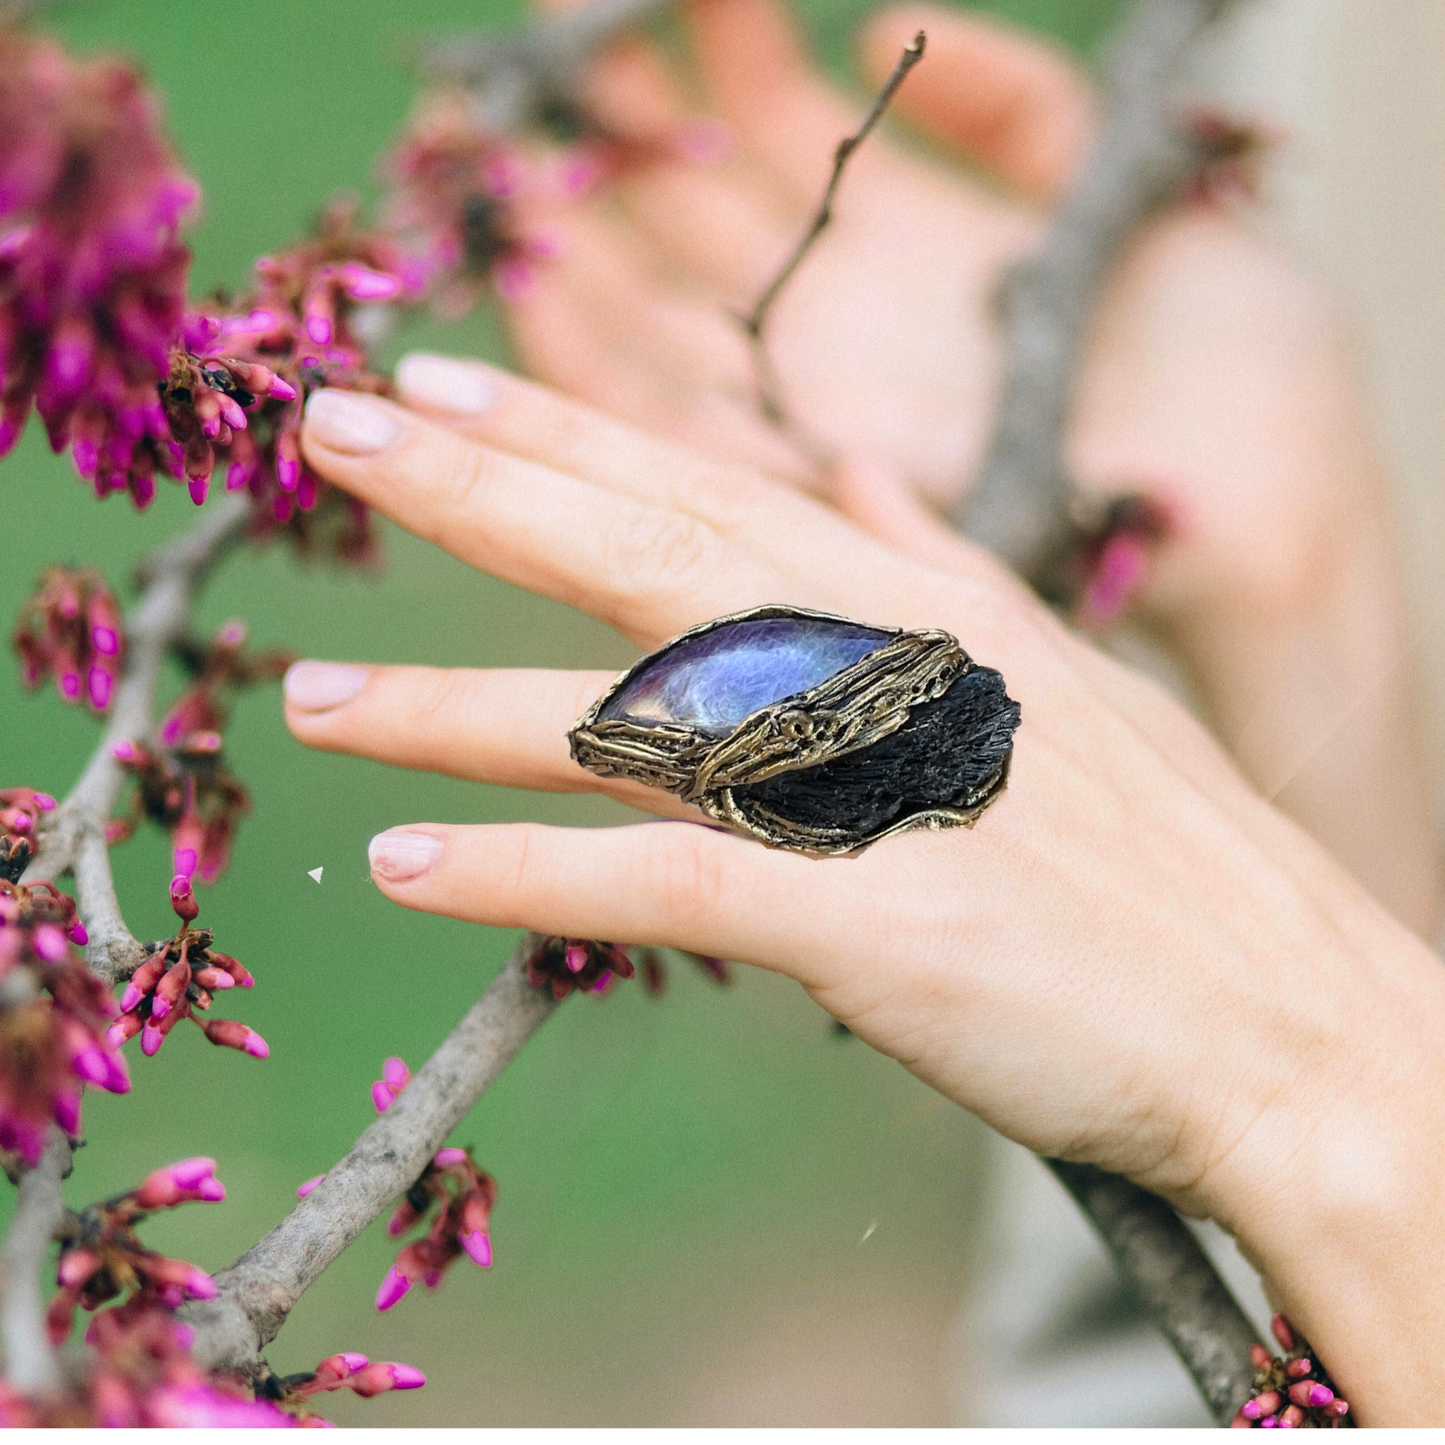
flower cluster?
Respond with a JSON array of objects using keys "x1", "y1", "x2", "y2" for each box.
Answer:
[
  {"x1": 295, "y1": 1057, "x2": 497, "y2": 1311},
  {"x1": 1, "y1": 805, "x2": 128, "y2": 1165},
  {"x1": 255, "y1": 1351, "x2": 426, "y2": 1424},
  {"x1": 47, "y1": 1156, "x2": 223, "y2": 1347},
  {"x1": 110, "y1": 733, "x2": 249, "y2": 885},
  {"x1": 0, "y1": 1305, "x2": 295, "y2": 1428},
  {"x1": 0, "y1": 29, "x2": 197, "y2": 507},
  {"x1": 106, "y1": 874, "x2": 265, "y2": 1060},
  {"x1": 160, "y1": 615, "x2": 292, "y2": 748},
  {"x1": 13, "y1": 566, "x2": 124, "y2": 711},
  {"x1": 1072, "y1": 495, "x2": 1171, "y2": 632},
  {"x1": 375, "y1": 1144, "x2": 497, "y2": 1311},
  {"x1": 181, "y1": 196, "x2": 414, "y2": 559},
  {"x1": 522, "y1": 934, "x2": 635, "y2": 1000},
  {"x1": 380, "y1": 94, "x2": 540, "y2": 316},
  {"x1": 1232, "y1": 1313, "x2": 1349, "y2": 1428},
  {"x1": 523, "y1": 936, "x2": 732, "y2": 1001}
]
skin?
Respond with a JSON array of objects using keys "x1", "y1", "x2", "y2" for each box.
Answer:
[
  {"x1": 499, "y1": 0, "x2": 1443, "y2": 937},
  {"x1": 291, "y1": 368, "x2": 1445, "y2": 1423}
]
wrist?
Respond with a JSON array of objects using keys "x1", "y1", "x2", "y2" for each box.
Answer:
[{"x1": 1202, "y1": 923, "x2": 1445, "y2": 1424}]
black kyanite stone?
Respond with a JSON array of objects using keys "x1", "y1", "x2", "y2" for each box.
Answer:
[{"x1": 729, "y1": 665, "x2": 1020, "y2": 839}]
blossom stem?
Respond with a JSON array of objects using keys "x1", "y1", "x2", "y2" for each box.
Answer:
[{"x1": 182, "y1": 940, "x2": 558, "y2": 1376}]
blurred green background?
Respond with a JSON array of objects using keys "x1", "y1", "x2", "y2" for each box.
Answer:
[{"x1": 2, "y1": 0, "x2": 1125, "y2": 1424}]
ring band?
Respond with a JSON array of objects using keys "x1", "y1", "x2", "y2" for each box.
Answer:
[{"x1": 568, "y1": 605, "x2": 1021, "y2": 855}]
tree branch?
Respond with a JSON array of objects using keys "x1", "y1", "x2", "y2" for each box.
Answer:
[
  {"x1": 183, "y1": 940, "x2": 558, "y2": 1376},
  {"x1": 951, "y1": 0, "x2": 1233, "y2": 602},
  {"x1": 418, "y1": 0, "x2": 675, "y2": 132},
  {"x1": 1045, "y1": 1160, "x2": 1259, "y2": 1423},
  {"x1": 24, "y1": 492, "x2": 252, "y2": 984},
  {"x1": 0, "y1": 1130, "x2": 73, "y2": 1392}
]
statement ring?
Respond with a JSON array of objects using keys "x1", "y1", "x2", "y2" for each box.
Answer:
[{"x1": 568, "y1": 605, "x2": 1021, "y2": 855}]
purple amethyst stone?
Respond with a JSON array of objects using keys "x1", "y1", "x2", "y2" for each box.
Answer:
[{"x1": 599, "y1": 615, "x2": 893, "y2": 736}]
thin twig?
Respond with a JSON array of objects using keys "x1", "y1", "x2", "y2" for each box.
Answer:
[
  {"x1": 24, "y1": 493, "x2": 252, "y2": 984},
  {"x1": 739, "y1": 32, "x2": 926, "y2": 439},
  {"x1": 183, "y1": 941, "x2": 558, "y2": 1376},
  {"x1": 951, "y1": 0, "x2": 1234, "y2": 602},
  {"x1": 0, "y1": 1130, "x2": 73, "y2": 1392},
  {"x1": 1045, "y1": 1160, "x2": 1259, "y2": 1423}
]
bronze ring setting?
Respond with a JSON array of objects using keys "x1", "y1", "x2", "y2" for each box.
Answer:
[{"x1": 567, "y1": 605, "x2": 1021, "y2": 856}]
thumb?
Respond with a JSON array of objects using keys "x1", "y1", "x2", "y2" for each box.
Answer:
[{"x1": 857, "y1": 3, "x2": 1097, "y2": 201}]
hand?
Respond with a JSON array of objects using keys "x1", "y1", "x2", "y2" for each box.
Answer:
[
  {"x1": 289, "y1": 362, "x2": 1445, "y2": 1421},
  {"x1": 505, "y1": 0, "x2": 1443, "y2": 936}
]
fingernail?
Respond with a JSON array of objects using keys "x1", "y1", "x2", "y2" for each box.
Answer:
[
  {"x1": 369, "y1": 829, "x2": 442, "y2": 882},
  {"x1": 396, "y1": 354, "x2": 498, "y2": 415},
  {"x1": 285, "y1": 661, "x2": 370, "y2": 712},
  {"x1": 305, "y1": 390, "x2": 399, "y2": 454}
]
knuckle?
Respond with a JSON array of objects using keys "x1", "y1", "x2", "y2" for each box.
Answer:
[
  {"x1": 407, "y1": 668, "x2": 476, "y2": 731},
  {"x1": 652, "y1": 827, "x2": 729, "y2": 925},
  {"x1": 603, "y1": 506, "x2": 715, "y2": 601}
]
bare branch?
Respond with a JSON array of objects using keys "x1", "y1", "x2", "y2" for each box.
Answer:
[
  {"x1": 952, "y1": 0, "x2": 1234, "y2": 602},
  {"x1": 739, "y1": 32, "x2": 926, "y2": 442},
  {"x1": 24, "y1": 493, "x2": 252, "y2": 984},
  {"x1": 1045, "y1": 1160, "x2": 1259, "y2": 1423},
  {"x1": 419, "y1": 0, "x2": 674, "y2": 132},
  {"x1": 0, "y1": 1129, "x2": 73, "y2": 1392},
  {"x1": 183, "y1": 941, "x2": 558, "y2": 1376}
]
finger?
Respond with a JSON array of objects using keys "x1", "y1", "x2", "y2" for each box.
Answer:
[
  {"x1": 282, "y1": 660, "x2": 658, "y2": 802},
  {"x1": 365, "y1": 818, "x2": 853, "y2": 986},
  {"x1": 300, "y1": 387, "x2": 793, "y2": 644},
  {"x1": 859, "y1": 4, "x2": 1097, "y2": 200}
]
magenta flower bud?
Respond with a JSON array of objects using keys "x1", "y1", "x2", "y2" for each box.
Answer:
[
  {"x1": 68, "y1": 921, "x2": 89, "y2": 946},
  {"x1": 1323, "y1": 1399, "x2": 1349, "y2": 1418},
  {"x1": 188, "y1": 476, "x2": 210, "y2": 506},
  {"x1": 1241, "y1": 1401, "x2": 1263, "y2": 1421},
  {"x1": 268, "y1": 377, "x2": 297, "y2": 402},
  {"x1": 1284, "y1": 1358, "x2": 1312, "y2": 1380},
  {"x1": 382, "y1": 1056, "x2": 410, "y2": 1090},
  {"x1": 88, "y1": 664, "x2": 114, "y2": 710},
  {"x1": 375, "y1": 1265, "x2": 410, "y2": 1311},
  {"x1": 112, "y1": 740, "x2": 140, "y2": 764},
  {"x1": 53, "y1": 1087, "x2": 82, "y2": 1135},
  {"x1": 91, "y1": 625, "x2": 119, "y2": 656},
  {"x1": 34, "y1": 794, "x2": 56, "y2": 811},
  {"x1": 434, "y1": 1147, "x2": 466, "y2": 1168},
  {"x1": 151, "y1": 995, "x2": 171, "y2": 1020},
  {"x1": 119, "y1": 980, "x2": 146, "y2": 1012},
  {"x1": 242, "y1": 1027, "x2": 269, "y2": 1059},
  {"x1": 1288, "y1": 1382, "x2": 1333, "y2": 1408},
  {"x1": 141, "y1": 1022, "x2": 164, "y2": 1056},
  {"x1": 174, "y1": 1323, "x2": 196, "y2": 1351},
  {"x1": 32, "y1": 923, "x2": 68, "y2": 962},
  {"x1": 297, "y1": 1174, "x2": 324, "y2": 1199},
  {"x1": 57, "y1": 1248, "x2": 100, "y2": 1289},
  {"x1": 170, "y1": 874, "x2": 199, "y2": 922},
  {"x1": 338, "y1": 264, "x2": 402, "y2": 301},
  {"x1": 173, "y1": 846, "x2": 198, "y2": 879},
  {"x1": 461, "y1": 1230, "x2": 492, "y2": 1268},
  {"x1": 59, "y1": 670, "x2": 80, "y2": 700},
  {"x1": 1271, "y1": 1314, "x2": 1296, "y2": 1353},
  {"x1": 104, "y1": 1023, "x2": 128, "y2": 1050},
  {"x1": 371, "y1": 1081, "x2": 394, "y2": 1113},
  {"x1": 169, "y1": 1156, "x2": 218, "y2": 1189},
  {"x1": 185, "y1": 1267, "x2": 218, "y2": 1299},
  {"x1": 386, "y1": 1364, "x2": 425, "y2": 1390},
  {"x1": 1259, "y1": 1416, "x2": 1278, "y2": 1428},
  {"x1": 565, "y1": 941, "x2": 587, "y2": 974},
  {"x1": 199, "y1": 1177, "x2": 226, "y2": 1202},
  {"x1": 1278, "y1": 1404, "x2": 1304, "y2": 1428}
]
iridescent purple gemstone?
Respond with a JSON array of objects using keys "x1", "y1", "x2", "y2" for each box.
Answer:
[{"x1": 599, "y1": 615, "x2": 893, "y2": 736}]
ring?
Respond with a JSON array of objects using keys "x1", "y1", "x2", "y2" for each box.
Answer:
[{"x1": 568, "y1": 605, "x2": 1021, "y2": 855}]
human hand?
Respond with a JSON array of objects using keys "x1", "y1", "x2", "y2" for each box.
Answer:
[
  {"x1": 509, "y1": 0, "x2": 1442, "y2": 936},
  {"x1": 288, "y1": 363, "x2": 1445, "y2": 1420}
]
